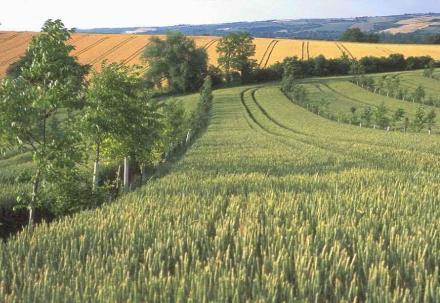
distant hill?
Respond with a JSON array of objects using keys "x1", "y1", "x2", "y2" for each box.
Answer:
[{"x1": 79, "y1": 13, "x2": 440, "y2": 40}]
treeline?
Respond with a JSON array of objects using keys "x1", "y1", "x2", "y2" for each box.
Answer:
[
  {"x1": 282, "y1": 83, "x2": 437, "y2": 134},
  {"x1": 353, "y1": 73, "x2": 439, "y2": 107},
  {"x1": 0, "y1": 20, "x2": 213, "y2": 230},
  {"x1": 340, "y1": 28, "x2": 440, "y2": 45},
  {"x1": 282, "y1": 54, "x2": 437, "y2": 78},
  {"x1": 142, "y1": 31, "x2": 282, "y2": 89}
]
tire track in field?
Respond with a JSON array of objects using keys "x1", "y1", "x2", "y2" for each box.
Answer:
[
  {"x1": 0, "y1": 36, "x2": 34, "y2": 66},
  {"x1": 321, "y1": 82, "x2": 375, "y2": 108},
  {"x1": 335, "y1": 42, "x2": 346, "y2": 57},
  {"x1": 241, "y1": 88, "x2": 342, "y2": 155},
  {"x1": 250, "y1": 89, "x2": 309, "y2": 136},
  {"x1": 204, "y1": 39, "x2": 218, "y2": 50},
  {"x1": 263, "y1": 40, "x2": 279, "y2": 68},
  {"x1": 88, "y1": 36, "x2": 137, "y2": 65},
  {"x1": 259, "y1": 40, "x2": 276, "y2": 67},
  {"x1": 0, "y1": 33, "x2": 20, "y2": 43},
  {"x1": 248, "y1": 88, "x2": 350, "y2": 154},
  {"x1": 122, "y1": 42, "x2": 151, "y2": 65},
  {"x1": 301, "y1": 41, "x2": 305, "y2": 60},
  {"x1": 340, "y1": 43, "x2": 354, "y2": 59},
  {"x1": 0, "y1": 56, "x2": 20, "y2": 67},
  {"x1": 238, "y1": 88, "x2": 259, "y2": 132},
  {"x1": 306, "y1": 41, "x2": 310, "y2": 60},
  {"x1": 69, "y1": 34, "x2": 90, "y2": 46},
  {"x1": 254, "y1": 87, "x2": 439, "y2": 167},
  {"x1": 277, "y1": 85, "x2": 440, "y2": 155},
  {"x1": 73, "y1": 37, "x2": 109, "y2": 57}
]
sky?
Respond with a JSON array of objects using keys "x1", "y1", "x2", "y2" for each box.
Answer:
[{"x1": 1, "y1": 0, "x2": 438, "y2": 31}]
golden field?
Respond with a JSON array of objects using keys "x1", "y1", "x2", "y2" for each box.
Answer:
[{"x1": 1, "y1": 31, "x2": 440, "y2": 77}]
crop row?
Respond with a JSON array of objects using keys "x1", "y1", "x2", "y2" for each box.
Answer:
[{"x1": 1, "y1": 84, "x2": 439, "y2": 301}]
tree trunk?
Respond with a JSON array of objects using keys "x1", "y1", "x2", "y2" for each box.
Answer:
[
  {"x1": 115, "y1": 164, "x2": 122, "y2": 195},
  {"x1": 29, "y1": 169, "x2": 41, "y2": 229},
  {"x1": 92, "y1": 142, "x2": 100, "y2": 190},
  {"x1": 141, "y1": 165, "x2": 147, "y2": 183},
  {"x1": 186, "y1": 130, "x2": 192, "y2": 145},
  {"x1": 124, "y1": 157, "x2": 129, "y2": 192}
]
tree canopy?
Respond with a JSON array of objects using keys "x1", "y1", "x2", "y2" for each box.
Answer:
[
  {"x1": 340, "y1": 28, "x2": 380, "y2": 43},
  {"x1": 142, "y1": 32, "x2": 208, "y2": 93},
  {"x1": 217, "y1": 32, "x2": 256, "y2": 83}
]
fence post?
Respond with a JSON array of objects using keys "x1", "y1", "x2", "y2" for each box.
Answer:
[
  {"x1": 124, "y1": 157, "x2": 129, "y2": 192},
  {"x1": 186, "y1": 129, "x2": 192, "y2": 145}
]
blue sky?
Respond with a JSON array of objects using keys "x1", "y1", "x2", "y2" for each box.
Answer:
[{"x1": 1, "y1": 0, "x2": 438, "y2": 31}]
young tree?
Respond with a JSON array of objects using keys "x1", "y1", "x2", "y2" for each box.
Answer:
[
  {"x1": 423, "y1": 60, "x2": 435, "y2": 79},
  {"x1": 217, "y1": 32, "x2": 256, "y2": 83},
  {"x1": 413, "y1": 85, "x2": 426, "y2": 103},
  {"x1": 412, "y1": 105, "x2": 426, "y2": 132},
  {"x1": 350, "y1": 107, "x2": 358, "y2": 124},
  {"x1": 425, "y1": 109, "x2": 436, "y2": 134},
  {"x1": 188, "y1": 75, "x2": 214, "y2": 140},
  {"x1": 404, "y1": 117, "x2": 410, "y2": 132},
  {"x1": 0, "y1": 19, "x2": 88, "y2": 227},
  {"x1": 391, "y1": 108, "x2": 405, "y2": 130},
  {"x1": 143, "y1": 32, "x2": 208, "y2": 93},
  {"x1": 361, "y1": 107, "x2": 373, "y2": 127},
  {"x1": 83, "y1": 62, "x2": 162, "y2": 190},
  {"x1": 374, "y1": 102, "x2": 390, "y2": 129},
  {"x1": 349, "y1": 61, "x2": 366, "y2": 85},
  {"x1": 160, "y1": 100, "x2": 189, "y2": 157}
]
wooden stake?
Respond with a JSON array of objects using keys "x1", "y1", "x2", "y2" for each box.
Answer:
[{"x1": 124, "y1": 157, "x2": 129, "y2": 192}]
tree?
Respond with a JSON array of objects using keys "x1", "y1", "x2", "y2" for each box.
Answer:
[
  {"x1": 374, "y1": 102, "x2": 389, "y2": 129},
  {"x1": 425, "y1": 109, "x2": 436, "y2": 134},
  {"x1": 428, "y1": 34, "x2": 440, "y2": 44},
  {"x1": 191, "y1": 76, "x2": 213, "y2": 132},
  {"x1": 391, "y1": 108, "x2": 405, "y2": 130},
  {"x1": 143, "y1": 32, "x2": 208, "y2": 93},
  {"x1": 413, "y1": 105, "x2": 426, "y2": 132},
  {"x1": 0, "y1": 19, "x2": 88, "y2": 227},
  {"x1": 423, "y1": 60, "x2": 435, "y2": 79},
  {"x1": 160, "y1": 100, "x2": 189, "y2": 157},
  {"x1": 217, "y1": 32, "x2": 256, "y2": 83},
  {"x1": 340, "y1": 28, "x2": 379, "y2": 43},
  {"x1": 413, "y1": 85, "x2": 426, "y2": 103},
  {"x1": 350, "y1": 107, "x2": 358, "y2": 124},
  {"x1": 361, "y1": 107, "x2": 373, "y2": 127},
  {"x1": 350, "y1": 61, "x2": 365, "y2": 85},
  {"x1": 83, "y1": 62, "x2": 163, "y2": 190}
]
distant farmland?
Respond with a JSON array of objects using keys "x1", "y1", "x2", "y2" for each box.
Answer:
[{"x1": 1, "y1": 31, "x2": 440, "y2": 78}]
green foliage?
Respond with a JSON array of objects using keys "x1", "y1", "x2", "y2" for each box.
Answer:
[
  {"x1": 423, "y1": 60, "x2": 436, "y2": 79},
  {"x1": 2, "y1": 84, "x2": 440, "y2": 302},
  {"x1": 217, "y1": 32, "x2": 257, "y2": 83},
  {"x1": 340, "y1": 27, "x2": 380, "y2": 43},
  {"x1": 0, "y1": 19, "x2": 88, "y2": 223},
  {"x1": 425, "y1": 109, "x2": 437, "y2": 131},
  {"x1": 143, "y1": 32, "x2": 208, "y2": 93},
  {"x1": 412, "y1": 105, "x2": 426, "y2": 131},
  {"x1": 413, "y1": 85, "x2": 426, "y2": 103},
  {"x1": 192, "y1": 76, "x2": 213, "y2": 131}
]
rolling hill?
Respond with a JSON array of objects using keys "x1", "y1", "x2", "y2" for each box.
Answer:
[
  {"x1": 79, "y1": 13, "x2": 440, "y2": 40},
  {"x1": 1, "y1": 31, "x2": 440, "y2": 79},
  {"x1": 2, "y1": 73, "x2": 440, "y2": 301}
]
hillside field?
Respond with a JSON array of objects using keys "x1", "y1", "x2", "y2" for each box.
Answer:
[
  {"x1": 1, "y1": 69, "x2": 440, "y2": 301},
  {"x1": 1, "y1": 31, "x2": 440, "y2": 78}
]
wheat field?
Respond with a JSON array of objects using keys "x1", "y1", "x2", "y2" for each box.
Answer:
[{"x1": 1, "y1": 31, "x2": 440, "y2": 78}]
